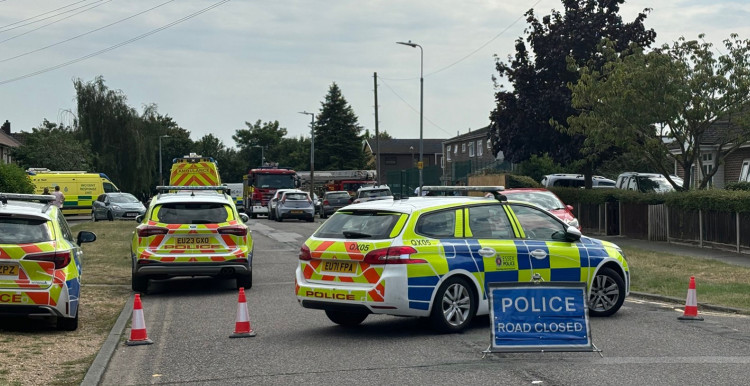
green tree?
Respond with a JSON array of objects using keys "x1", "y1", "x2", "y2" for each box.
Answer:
[
  {"x1": 11, "y1": 120, "x2": 93, "y2": 171},
  {"x1": 0, "y1": 163, "x2": 35, "y2": 193},
  {"x1": 232, "y1": 120, "x2": 287, "y2": 168},
  {"x1": 517, "y1": 154, "x2": 565, "y2": 183},
  {"x1": 488, "y1": 0, "x2": 656, "y2": 187},
  {"x1": 277, "y1": 136, "x2": 312, "y2": 171},
  {"x1": 568, "y1": 35, "x2": 750, "y2": 189},
  {"x1": 314, "y1": 83, "x2": 366, "y2": 170}
]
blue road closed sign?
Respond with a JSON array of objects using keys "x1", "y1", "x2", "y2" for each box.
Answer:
[{"x1": 487, "y1": 282, "x2": 595, "y2": 353}]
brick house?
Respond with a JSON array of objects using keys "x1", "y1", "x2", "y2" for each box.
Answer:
[{"x1": 0, "y1": 120, "x2": 21, "y2": 164}]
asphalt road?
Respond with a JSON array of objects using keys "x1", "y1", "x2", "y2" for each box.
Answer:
[{"x1": 97, "y1": 217, "x2": 750, "y2": 385}]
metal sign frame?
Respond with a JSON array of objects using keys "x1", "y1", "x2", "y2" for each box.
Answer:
[{"x1": 484, "y1": 281, "x2": 600, "y2": 356}]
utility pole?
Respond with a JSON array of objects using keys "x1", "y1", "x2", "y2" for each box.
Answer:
[{"x1": 374, "y1": 72, "x2": 381, "y2": 186}]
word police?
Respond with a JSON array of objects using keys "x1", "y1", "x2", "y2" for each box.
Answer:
[{"x1": 500, "y1": 296, "x2": 577, "y2": 313}]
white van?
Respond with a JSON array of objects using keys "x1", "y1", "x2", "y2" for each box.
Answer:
[{"x1": 540, "y1": 174, "x2": 616, "y2": 188}]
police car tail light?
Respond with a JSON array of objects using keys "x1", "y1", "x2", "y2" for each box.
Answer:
[
  {"x1": 363, "y1": 246, "x2": 424, "y2": 264},
  {"x1": 298, "y1": 244, "x2": 312, "y2": 261},
  {"x1": 25, "y1": 250, "x2": 72, "y2": 269},
  {"x1": 137, "y1": 226, "x2": 168, "y2": 237},
  {"x1": 218, "y1": 225, "x2": 247, "y2": 236}
]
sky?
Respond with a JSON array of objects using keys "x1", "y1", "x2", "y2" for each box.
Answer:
[{"x1": 1, "y1": 0, "x2": 749, "y2": 150}]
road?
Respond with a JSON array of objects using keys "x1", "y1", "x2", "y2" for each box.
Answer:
[{"x1": 99, "y1": 217, "x2": 750, "y2": 385}]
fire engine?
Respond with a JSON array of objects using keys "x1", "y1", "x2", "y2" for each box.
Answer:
[
  {"x1": 296, "y1": 170, "x2": 376, "y2": 197},
  {"x1": 243, "y1": 166, "x2": 299, "y2": 218}
]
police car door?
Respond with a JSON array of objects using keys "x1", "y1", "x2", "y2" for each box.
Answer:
[
  {"x1": 465, "y1": 204, "x2": 519, "y2": 295},
  {"x1": 508, "y1": 203, "x2": 584, "y2": 284}
]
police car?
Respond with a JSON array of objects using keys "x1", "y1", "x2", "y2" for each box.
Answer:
[
  {"x1": 295, "y1": 186, "x2": 629, "y2": 332},
  {"x1": 131, "y1": 186, "x2": 253, "y2": 292},
  {"x1": 0, "y1": 193, "x2": 97, "y2": 331}
]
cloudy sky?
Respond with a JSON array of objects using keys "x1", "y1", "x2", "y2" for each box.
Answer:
[{"x1": 1, "y1": 0, "x2": 748, "y2": 149}]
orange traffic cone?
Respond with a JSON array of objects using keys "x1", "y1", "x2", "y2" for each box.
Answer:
[
  {"x1": 230, "y1": 288, "x2": 256, "y2": 338},
  {"x1": 678, "y1": 276, "x2": 704, "y2": 321},
  {"x1": 126, "y1": 294, "x2": 154, "y2": 345}
]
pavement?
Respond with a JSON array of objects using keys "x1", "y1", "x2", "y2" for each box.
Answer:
[{"x1": 79, "y1": 235, "x2": 750, "y2": 385}]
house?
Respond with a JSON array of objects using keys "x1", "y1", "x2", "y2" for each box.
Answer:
[
  {"x1": 670, "y1": 117, "x2": 750, "y2": 189},
  {"x1": 364, "y1": 138, "x2": 444, "y2": 193},
  {"x1": 0, "y1": 120, "x2": 21, "y2": 164},
  {"x1": 442, "y1": 126, "x2": 508, "y2": 185}
]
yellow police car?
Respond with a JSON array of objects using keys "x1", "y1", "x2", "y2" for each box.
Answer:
[
  {"x1": 0, "y1": 193, "x2": 97, "y2": 330},
  {"x1": 131, "y1": 186, "x2": 252, "y2": 292},
  {"x1": 295, "y1": 186, "x2": 629, "y2": 332}
]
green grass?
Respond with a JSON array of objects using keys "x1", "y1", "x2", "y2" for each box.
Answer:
[{"x1": 624, "y1": 246, "x2": 750, "y2": 312}]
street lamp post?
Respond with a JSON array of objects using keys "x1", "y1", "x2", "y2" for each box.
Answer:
[
  {"x1": 252, "y1": 145, "x2": 265, "y2": 167},
  {"x1": 410, "y1": 146, "x2": 415, "y2": 166},
  {"x1": 159, "y1": 135, "x2": 170, "y2": 186},
  {"x1": 299, "y1": 111, "x2": 315, "y2": 199},
  {"x1": 396, "y1": 40, "x2": 423, "y2": 195}
]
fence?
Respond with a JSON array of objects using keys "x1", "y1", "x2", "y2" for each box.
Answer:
[
  {"x1": 386, "y1": 166, "x2": 442, "y2": 198},
  {"x1": 577, "y1": 201, "x2": 750, "y2": 254}
]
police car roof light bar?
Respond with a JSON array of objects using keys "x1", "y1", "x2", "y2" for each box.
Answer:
[
  {"x1": 420, "y1": 186, "x2": 507, "y2": 201},
  {"x1": 155, "y1": 185, "x2": 230, "y2": 193},
  {"x1": 0, "y1": 193, "x2": 57, "y2": 212}
]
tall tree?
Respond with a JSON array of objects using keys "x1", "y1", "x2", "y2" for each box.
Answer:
[
  {"x1": 314, "y1": 83, "x2": 366, "y2": 170},
  {"x1": 568, "y1": 35, "x2": 750, "y2": 189},
  {"x1": 232, "y1": 120, "x2": 287, "y2": 167},
  {"x1": 488, "y1": 0, "x2": 656, "y2": 187},
  {"x1": 12, "y1": 120, "x2": 93, "y2": 170}
]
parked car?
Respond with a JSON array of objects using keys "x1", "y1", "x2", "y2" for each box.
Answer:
[
  {"x1": 501, "y1": 188, "x2": 580, "y2": 229},
  {"x1": 615, "y1": 172, "x2": 679, "y2": 193},
  {"x1": 295, "y1": 186, "x2": 629, "y2": 332},
  {"x1": 274, "y1": 190, "x2": 315, "y2": 222},
  {"x1": 541, "y1": 174, "x2": 616, "y2": 188},
  {"x1": 267, "y1": 188, "x2": 298, "y2": 221},
  {"x1": 131, "y1": 186, "x2": 252, "y2": 292},
  {"x1": 320, "y1": 190, "x2": 352, "y2": 218},
  {"x1": 91, "y1": 192, "x2": 146, "y2": 221},
  {"x1": 352, "y1": 185, "x2": 393, "y2": 204},
  {"x1": 0, "y1": 192, "x2": 97, "y2": 330}
]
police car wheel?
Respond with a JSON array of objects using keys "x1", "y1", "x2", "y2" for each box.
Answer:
[
  {"x1": 57, "y1": 309, "x2": 78, "y2": 331},
  {"x1": 237, "y1": 272, "x2": 252, "y2": 289},
  {"x1": 430, "y1": 276, "x2": 477, "y2": 333},
  {"x1": 132, "y1": 274, "x2": 149, "y2": 293},
  {"x1": 588, "y1": 267, "x2": 625, "y2": 317},
  {"x1": 325, "y1": 310, "x2": 368, "y2": 327}
]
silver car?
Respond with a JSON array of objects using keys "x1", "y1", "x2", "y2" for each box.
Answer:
[
  {"x1": 92, "y1": 192, "x2": 146, "y2": 221},
  {"x1": 275, "y1": 190, "x2": 315, "y2": 222}
]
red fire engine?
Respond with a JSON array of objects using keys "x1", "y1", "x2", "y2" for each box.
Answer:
[{"x1": 243, "y1": 166, "x2": 299, "y2": 218}]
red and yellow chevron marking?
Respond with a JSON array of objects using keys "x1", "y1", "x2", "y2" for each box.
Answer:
[{"x1": 169, "y1": 162, "x2": 220, "y2": 186}]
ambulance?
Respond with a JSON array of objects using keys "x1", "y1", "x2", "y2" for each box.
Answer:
[
  {"x1": 26, "y1": 168, "x2": 120, "y2": 216},
  {"x1": 169, "y1": 153, "x2": 221, "y2": 186}
]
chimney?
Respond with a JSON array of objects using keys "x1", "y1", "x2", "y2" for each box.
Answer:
[{"x1": 1, "y1": 120, "x2": 9, "y2": 135}]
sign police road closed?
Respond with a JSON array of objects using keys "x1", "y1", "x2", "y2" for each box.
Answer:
[{"x1": 487, "y1": 282, "x2": 595, "y2": 353}]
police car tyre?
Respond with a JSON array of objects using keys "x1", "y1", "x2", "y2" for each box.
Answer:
[
  {"x1": 324, "y1": 309, "x2": 368, "y2": 327},
  {"x1": 132, "y1": 274, "x2": 149, "y2": 293},
  {"x1": 57, "y1": 309, "x2": 78, "y2": 331},
  {"x1": 429, "y1": 276, "x2": 477, "y2": 333},
  {"x1": 588, "y1": 267, "x2": 625, "y2": 317},
  {"x1": 237, "y1": 272, "x2": 252, "y2": 289}
]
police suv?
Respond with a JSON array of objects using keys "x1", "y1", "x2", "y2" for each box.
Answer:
[
  {"x1": 295, "y1": 186, "x2": 629, "y2": 333},
  {"x1": 0, "y1": 193, "x2": 97, "y2": 330}
]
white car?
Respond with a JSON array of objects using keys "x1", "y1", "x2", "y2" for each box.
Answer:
[
  {"x1": 352, "y1": 185, "x2": 393, "y2": 204},
  {"x1": 267, "y1": 189, "x2": 298, "y2": 220}
]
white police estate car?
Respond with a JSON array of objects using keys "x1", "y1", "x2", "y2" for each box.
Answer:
[{"x1": 295, "y1": 186, "x2": 629, "y2": 332}]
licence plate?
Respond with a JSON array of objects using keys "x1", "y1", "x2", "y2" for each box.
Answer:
[
  {"x1": 0, "y1": 263, "x2": 19, "y2": 277},
  {"x1": 175, "y1": 237, "x2": 211, "y2": 246},
  {"x1": 322, "y1": 261, "x2": 356, "y2": 274},
  {"x1": 291, "y1": 210, "x2": 303, "y2": 214},
  {"x1": 125, "y1": 212, "x2": 136, "y2": 217}
]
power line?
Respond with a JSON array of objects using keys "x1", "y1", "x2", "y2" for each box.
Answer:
[
  {"x1": 0, "y1": 0, "x2": 99, "y2": 32},
  {"x1": 0, "y1": 0, "x2": 176, "y2": 63},
  {"x1": 378, "y1": 77, "x2": 451, "y2": 137},
  {"x1": 0, "y1": 0, "x2": 231, "y2": 86},
  {"x1": 0, "y1": 0, "x2": 113, "y2": 45}
]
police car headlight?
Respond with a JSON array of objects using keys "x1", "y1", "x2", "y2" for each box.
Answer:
[{"x1": 567, "y1": 218, "x2": 579, "y2": 228}]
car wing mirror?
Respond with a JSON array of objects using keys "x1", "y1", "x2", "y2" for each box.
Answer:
[
  {"x1": 239, "y1": 213, "x2": 250, "y2": 223},
  {"x1": 565, "y1": 226, "x2": 582, "y2": 242},
  {"x1": 76, "y1": 231, "x2": 97, "y2": 245},
  {"x1": 135, "y1": 214, "x2": 144, "y2": 223}
]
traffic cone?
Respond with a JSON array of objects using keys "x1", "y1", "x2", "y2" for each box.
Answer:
[
  {"x1": 126, "y1": 294, "x2": 153, "y2": 345},
  {"x1": 678, "y1": 276, "x2": 704, "y2": 321},
  {"x1": 230, "y1": 288, "x2": 256, "y2": 338}
]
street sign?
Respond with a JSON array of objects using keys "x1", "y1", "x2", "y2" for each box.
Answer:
[
  {"x1": 417, "y1": 161, "x2": 423, "y2": 169},
  {"x1": 485, "y1": 282, "x2": 597, "y2": 354}
]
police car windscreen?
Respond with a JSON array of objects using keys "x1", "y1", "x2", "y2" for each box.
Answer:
[
  {"x1": 155, "y1": 203, "x2": 231, "y2": 224},
  {"x1": 314, "y1": 211, "x2": 400, "y2": 239},
  {"x1": 0, "y1": 218, "x2": 52, "y2": 244}
]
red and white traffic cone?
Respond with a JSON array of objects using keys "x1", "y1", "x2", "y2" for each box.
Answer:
[
  {"x1": 126, "y1": 294, "x2": 154, "y2": 345},
  {"x1": 230, "y1": 287, "x2": 256, "y2": 338},
  {"x1": 678, "y1": 276, "x2": 704, "y2": 321}
]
